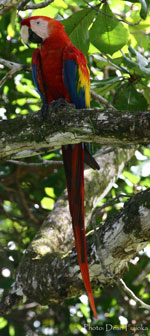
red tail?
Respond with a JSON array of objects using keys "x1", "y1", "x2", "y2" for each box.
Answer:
[{"x1": 62, "y1": 143, "x2": 97, "y2": 319}]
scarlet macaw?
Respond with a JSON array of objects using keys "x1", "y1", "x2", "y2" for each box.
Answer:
[{"x1": 21, "y1": 16, "x2": 99, "y2": 319}]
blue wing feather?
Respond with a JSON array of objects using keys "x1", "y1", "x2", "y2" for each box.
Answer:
[
  {"x1": 32, "y1": 64, "x2": 45, "y2": 103},
  {"x1": 32, "y1": 48, "x2": 47, "y2": 104},
  {"x1": 63, "y1": 59, "x2": 86, "y2": 109}
]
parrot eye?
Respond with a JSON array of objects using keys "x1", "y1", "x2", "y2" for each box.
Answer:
[{"x1": 37, "y1": 21, "x2": 40, "y2": 25}]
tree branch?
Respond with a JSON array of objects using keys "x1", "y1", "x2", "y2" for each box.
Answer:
[
  {"x1": 0, "y1": 0, "x2": 23, "y2": 14},
  {"x1": 11, "y1": 146, "x2": 136, "y2": 300},
  {"x1": 13, "y1": 187, "x2": 150, "y2": 305},
  {"x1": 7, "y1": 158, "x2": 63, "y2": 167},
  {"x1": 119, "y1": 278, "x2": 150, "y2": 310},
  {"x1": 83, "y1": 0, "x2": 141, "y2": 26},
  {"x1": 14, "y1": 146, "x2": 135, "y2": 259},
  {"x1": 0, "y1": 59, "x2": 29, "y2": 88},
  {"x1": 90, "y1": 90, "x2": 117, "y2": 110},
  {"x1": 0, "y1": 0, "x2": 54, "y2": 13},
  {"x1": 0, "y1": 105, "x2": 150, "y2": 159},
  {"x1": 23, "y1": 0, "x2": 54, "y2": 10}
]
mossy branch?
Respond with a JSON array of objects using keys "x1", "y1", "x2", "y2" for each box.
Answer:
[
  {"x1": 0, "y1": 105, "x2": 150, "y2": 159},
  {"x1": 13, "y1": 188, "x2": 150, "y2": 305}
]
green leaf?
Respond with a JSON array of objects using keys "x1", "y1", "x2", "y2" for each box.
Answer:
[
  {"x1": 139, "y1": 0, "x2": 148, "y2": 19},
  {"x1": 45, "y1": 187, "x2": 55, "y2": 198},
  {"x1": 122, "y1": 0, "x2": 149, "y2": 19},
  {"x1": 140, "y1": 177, "x2": 150, "y2": 187},
  {"x1": 7, "y1": 9, "x2": 16, "y2": 37},
  {"x1": 89, "y1": 3, "x2": 129, "y2": 55},
  {"x1": 129, "y1": 46, "x2": 150, "y2": 75},
  {"x1": 123, "y1": 171, "x2": 140, "y2": 184},
  {"x1": 91, "y1": 77, "x2": 122, "y2": 96},
  {"x1": 62, "y1": 8, "x2": 95, "y2": 54},
  {"x1": 41, "y1": 197, "x2": 54, "y2": 210},
  {"x1": 121, "y1": 49, "x2": 150, "y2": 77},
  {"x1": 41, "y1": 187, "x2": 55, "y2": 210},
  {"x1": 143, "y1": 148, "x2": 150, "y2": 156},
  {"x1": 0, "y1": 317, "x2": 8, "y2": 329},
  {"x1": 92, "y1": 54, "x2": 109, "y2": 68},
  {"x1": 114, "y1": 85, "x2": 147, "y2": 111},
  {"x1": 121, "y1": 50, "x2": 139, "y2": 69},
  {"x1": 9, "y1": 325, "x2": 15, "y2": 336},
  {"x1": 91, "y1": 76, "x2": 122, "y2": 87}
]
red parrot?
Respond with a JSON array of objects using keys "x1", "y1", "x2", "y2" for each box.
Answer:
[{"x1": 21, "y1": 16, "x2": 99, "y2": 319}]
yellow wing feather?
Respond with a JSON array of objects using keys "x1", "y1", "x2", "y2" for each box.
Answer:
[{"x1": 77, "y1": 65, "x2": 90, "y2": 108}]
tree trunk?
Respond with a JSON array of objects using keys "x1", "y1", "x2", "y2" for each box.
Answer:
[{"x1": 13, "y1": 145, "x2": 143, "y2": 305}]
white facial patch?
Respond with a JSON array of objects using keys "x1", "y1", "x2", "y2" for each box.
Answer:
[
  {"x1": 21, "y1": 25, "x2": 29, "y2": 45},
  {"x1": 30, "y1": 19, "x2": 49, "y2": 41}
]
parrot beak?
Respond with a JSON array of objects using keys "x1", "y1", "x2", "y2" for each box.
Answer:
[
  {"x1": 28, "y1": 28, "x2": 43, "y2": 44},
  {"x1": 21, "y1": 25, "x2": 30, "y2": 47},
  {"x1": 21, "y1": 25, "x2": 43, "y2": 47}
]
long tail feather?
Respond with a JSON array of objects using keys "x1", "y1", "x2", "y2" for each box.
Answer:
[
  {"x1": 84, "y1": 145, "x2": 100, "y2": 170},
  {"x1": 62, "y1": 143, "x2": 97, "y2": 319}
]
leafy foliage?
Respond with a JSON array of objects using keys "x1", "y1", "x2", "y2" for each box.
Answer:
[{"x1": 0, "y1": 0, "x2": 150, "y2": 335}]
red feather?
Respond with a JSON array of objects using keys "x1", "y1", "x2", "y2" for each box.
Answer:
[{"x1": 62, "y1": 144, "x2": 97, "y2": 319}]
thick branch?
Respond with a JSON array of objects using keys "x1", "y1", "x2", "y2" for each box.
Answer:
[
  {"x1": 13, "y1": 188, "x2": 150, "y2": 304},
  {"x1": 0, "y1": 0, "x2": 20, "y2": 10},
  {"x1": 0, "y1": 0, "x2": 53, "y2": 14},
  {"x1": 0, "y1": 106, "x2": 150, "y2": 159},
  {"x1": 15, "y1": 146, "x2": 135, "y2": 258},
  {"x1": 23, "y1": 0, "x2": 54, "y2": 9},
  {"x1": 0, "y1": 0, "x2": 23, "y2": 14},
  {"x1": 18, "y1": 0, "x2": 54, "y2": 10},
  {"x1": 12, "y1": 146, "x2": 136, "y2": 301}
]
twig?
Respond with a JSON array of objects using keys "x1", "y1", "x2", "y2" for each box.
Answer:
[
  {"x1": 0, "y1": 0, "x2": 18, "y2": 15},
  {"x1": 0, "y1": 7, "x2": 12, "y2": 15},
  {"x1": 24, "y1": 0, "x2": 54, "y2": 10},
  {"x1": 0, "y1": 68, "x2": 19, "y2": 88},
  {"x1": 0, "y1": 59, "x2": 29, "y2": 88},
  {"x1": 83, "y1": 0, "x2": 141, "y2": 26},
  {"x1": 95, "y1": 193, "x2": 132, "y2": 214},
  {"x1": 38, "y1": 156, "x2": 63, "y2": 166},
  {"x1": 90, "y1": 90, "x2": 117, "y2": 110},
  {"x1": 18, "y1": 0, "x2": 32, "y2": 10},
  {"x1": 0, "y1": 58, "x2": 28, "y2": 70},
  {"x1": 7, "y1": 159, "x2": 63, "y2": 167},
  {"x1": 133, "y1": 262, "x2": 150, "y2": 286},
  {"x1": 97, "y1": 146, "x2": 117, "y2": 155},
  {"x1": 92, "y1": 194, "x2": 132, "y2": 228},
  {"x1": 119, "y1": 278, "x2": 150, "y2": 310}
]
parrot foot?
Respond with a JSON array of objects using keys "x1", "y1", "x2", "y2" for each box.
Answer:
[
  {"x1": 48, "y1": 98, "x2": 74, "y2": 114},
  {"x1": 40, "y1": 99, "x2": 75, "y2": 120},
  {"x1": 40, "y1": 103, "x2": 49, "y2": 120}
]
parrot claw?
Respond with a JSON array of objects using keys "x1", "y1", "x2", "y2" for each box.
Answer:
[
  {"x1": 40, "y1": 99, "x2": 75, "y2": 120},
  {"x1": 40, "y1": 103, "x2": 49, "y2": 120},
  {"x1": 48, "y1": 98, "x2": 75, "y2": 114}
]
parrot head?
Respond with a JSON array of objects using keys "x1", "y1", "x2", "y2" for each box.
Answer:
[{"x1": 21, "y1": 16, "x2": 64, "y2": 46}]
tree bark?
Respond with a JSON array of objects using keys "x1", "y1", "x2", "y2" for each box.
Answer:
[
  {"x1": 13, "y1": 187, "x2": 150, "y2": 304},
  {"x1": 0, "y1": 106, "x2": 150, "y2": 159},
  {"x1": 12, "y1": 145, "x2": 139, "y2": 304},
  {"x1": 4, "y1": 104, "x2": 149, "y2": 305}
]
